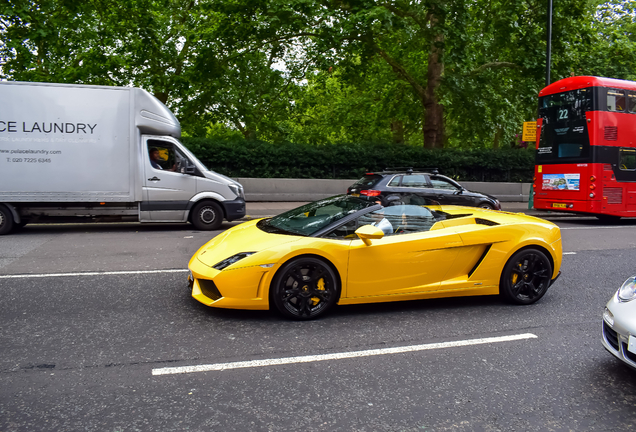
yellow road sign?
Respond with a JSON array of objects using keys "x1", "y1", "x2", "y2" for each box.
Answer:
[{"x1": 522, "y1": 121, "x2": 537, "y2": 142}]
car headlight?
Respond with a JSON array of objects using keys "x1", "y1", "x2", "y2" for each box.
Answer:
[
  {"x1": 603, "y1": 307, "x2": 614, "y2": 326},
  {"x1": 213, "y1": 252, "x2": 256, "y2": 270},
  {"x1": 618, "y1": 276, "x2": 636, "y2": 302}
]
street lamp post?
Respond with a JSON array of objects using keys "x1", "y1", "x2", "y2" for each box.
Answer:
[{"x1": 546, "y1": 0, "x2": 553, "y2": 86}]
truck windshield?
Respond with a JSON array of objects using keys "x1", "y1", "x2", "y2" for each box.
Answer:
[
  {"x1": 176, "y1": 140, "x2": 209, "y2": 171},
  {"x1": 537, "y1": 88, "x2": 592, "y2": 163}
]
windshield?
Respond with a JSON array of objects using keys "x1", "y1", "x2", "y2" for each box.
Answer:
[
  {"x1": 176, "y1": 140, "x2": 209, "y2": 171},
  {"x1": 257, "y1": 195, "x2": 378, "y2": 236},
  {"x1": 537, "y1": 88, "x2": 592, "y2": 163}
]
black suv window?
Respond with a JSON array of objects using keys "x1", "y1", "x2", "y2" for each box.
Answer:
[
  {"x1": 388, "y1": 176, "x2": 401, "y2": 186},
  {"x1": 430, "y1": 176, "x2": 460, "y2": 191},
  {"x1": 401, "y1": 175, "x2": 428, "y2": 187},
  {"x1": 351, "y1": 174, "x2": 382, "y2": 189}
]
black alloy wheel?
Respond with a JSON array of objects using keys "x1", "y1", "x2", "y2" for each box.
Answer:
[
  {"x1": 0, "y1": 204, "x2": 14, "y2": 235},
  {"x1": 271, "y1": 257, "x2": 339, "y2": 320},
  {"x1": 190, "y1": 201, "x2": 223, "y2": 230},
  {"x1": 479, "y1": 202, "x2": 495, "y2": 209},
  {"x1": 500, "y1": 248, "x2": 552, "y2": 305}
]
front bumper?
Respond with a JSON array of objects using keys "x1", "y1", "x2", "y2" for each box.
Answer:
[
  {"x1": 221, "y1": 198, "x2": 246, "y2": 221},
  {"x1": 601, "y1": 296, "x2": 636, "y2": 371},
  {"x1": 188, "y1": 253, "x2": 271, "y2": 310}
]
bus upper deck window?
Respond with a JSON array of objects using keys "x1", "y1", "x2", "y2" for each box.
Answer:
[{"x1": 607, "y1": 89, "x2": 626, "y2": 112}]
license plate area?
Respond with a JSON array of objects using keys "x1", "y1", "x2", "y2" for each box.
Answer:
[
  {"x1": 629, "y1": 335, "x2": 636, "y2": 355},
  {"x1": 552, "y1": 203, "x2": 567, "y2": 208}
]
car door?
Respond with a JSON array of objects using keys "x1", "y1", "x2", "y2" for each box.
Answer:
[
  {"x1": 391, "y1": 174, "x2": 439, "y2": 204},
  {"x1": 344, "y1": 206, "x2": 464, "y2": 298},
  {"x1": 428, "y1": 175, "x2": 469, "y2": 206},
  {"x1": 143, "y1": 137, "x2": 197, "y2": 221}
]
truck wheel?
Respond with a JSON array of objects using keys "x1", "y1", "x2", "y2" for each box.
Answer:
[
  {"x1": 190, "y1": 201, "x2": 223, "y2": 230},
  {"x1": 0, "y1": 204, "x2": 15, "y2": 235}
]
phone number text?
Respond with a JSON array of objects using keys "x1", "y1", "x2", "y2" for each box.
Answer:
[{"x1": 6, "y1": 158, "x2": 52, "y2": 163}]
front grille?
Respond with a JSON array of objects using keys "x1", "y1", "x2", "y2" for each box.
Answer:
[
  {"x1": 604, "y1": 187, "x2": 623, "y2": 204},
  {"x1": 198, "y1": 279, "x2": 222, "y2": 301},
  {"x1": 604, "y1": 126, "x2": 618, "y2": 141},
  {"x1": 623, "y1": 343, "x2": 636, "y2": 363},
  {"x1": 603, "y1": 321, "x2": 620, "y2": 351}
]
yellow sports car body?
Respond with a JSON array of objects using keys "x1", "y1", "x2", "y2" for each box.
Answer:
[{"x1": 188, "y1": 195, "x2": 562, "y2": 319}]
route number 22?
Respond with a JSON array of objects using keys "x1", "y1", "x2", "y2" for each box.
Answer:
[{"x1": 558, "y1": 109, "x2": 568, "y2": 120}]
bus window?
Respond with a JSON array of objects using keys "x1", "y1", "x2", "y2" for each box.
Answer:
[
  {"x1": 628, "y1": 91, "x2": 636, "y2": 113},
  {"x1": 559, "y1": 144, "x2": 584, "y2": 158},
  {"x1": 537, "y1": 88, "x2": 591, "y2": 162},
  {"x1": 607, "y1": 89, "x2": 626, "y2": 112},
  {"x1": 619, "y1": 149, "x2": 636, "y2": 171}
]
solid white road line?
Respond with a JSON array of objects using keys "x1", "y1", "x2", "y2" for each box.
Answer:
[
  {"x1": 152, "y1": 333, "x2": 538, "y2": 376},
  {"x1": 563, "y1": 252, "x2": 577, "y2": 255},
  {"x1": 0, "y1": 269, "x2": 188, "y2": 279}
]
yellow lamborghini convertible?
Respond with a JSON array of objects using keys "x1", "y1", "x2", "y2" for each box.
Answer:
[{"x1": 188, "y1": 195, "x2": 562, "y2": 320}]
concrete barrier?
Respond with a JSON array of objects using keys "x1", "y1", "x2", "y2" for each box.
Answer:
[{"x1": 236, "y1": 178, "x2": 531, "y2": 202}]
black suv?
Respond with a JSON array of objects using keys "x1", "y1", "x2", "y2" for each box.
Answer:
[{"x1": 347, "y1": 169, "x2": 501, "y2": 210}]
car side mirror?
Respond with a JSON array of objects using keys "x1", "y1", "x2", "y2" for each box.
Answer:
[{"x1": 355, "y1": 225, "x2": 385, "y2": 246}]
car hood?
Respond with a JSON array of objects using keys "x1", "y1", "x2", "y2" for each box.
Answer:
[
  {"x1": 465, "y1": 190, "x2": 499, "y2": 201},
  {"x1": 195, "y1": 219, "x2": 300, "y2": 268}
]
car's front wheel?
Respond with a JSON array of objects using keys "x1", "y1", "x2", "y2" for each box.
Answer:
[
  {"x1": 500, "y1": 248, "x2": 552, "y2": 305},
  {"x1": 271, "y1": 257, "x2": 340, "y2": 320}
]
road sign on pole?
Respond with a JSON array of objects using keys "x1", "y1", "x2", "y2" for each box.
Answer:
[{"x1": 523, "y1": 121, "x2": 537, "y2": 142}]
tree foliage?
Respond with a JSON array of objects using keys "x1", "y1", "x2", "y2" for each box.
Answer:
[{"x1": 1, "y1": 0, "x2": 635, "y2": 152}]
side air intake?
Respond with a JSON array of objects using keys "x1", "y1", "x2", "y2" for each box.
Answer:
[
  {"x1": 475, "y1": 218, "x2": 499, "y2": 226},
  {"x1": 468, "y1": 245, "x2": 492, "y2": 278}
]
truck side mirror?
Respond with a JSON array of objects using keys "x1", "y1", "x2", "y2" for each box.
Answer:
[{"x1": 184, "y1": 162, "x2": 196, "y2": 175}]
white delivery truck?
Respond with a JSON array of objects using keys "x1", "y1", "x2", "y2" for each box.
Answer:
[{"x1": 0, "y1": 81, "x2": 246, "y2": 234}]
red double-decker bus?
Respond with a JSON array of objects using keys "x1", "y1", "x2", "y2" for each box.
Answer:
[{"x1": 533, "y1": 76, "x2": 636, "y2": 220}]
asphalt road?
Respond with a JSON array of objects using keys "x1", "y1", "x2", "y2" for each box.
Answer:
[{"x1": 1, "y1": 216, "x2": 636, "y2": 431}]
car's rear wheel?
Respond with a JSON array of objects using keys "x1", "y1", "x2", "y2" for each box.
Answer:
[
  {"x1": 271, "y1": 257, "x2": 339, "y2": 320},
  {"x1": 500, "y1": 248, "x2": 552, "y2": 305}
]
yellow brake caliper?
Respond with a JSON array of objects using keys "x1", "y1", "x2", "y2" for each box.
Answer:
[
  {"x1": 512, "y1": 263, "x2": 522, "y2": 284},
  {"x1": 312, "y1": 278, "x2": 325, "y2": 305}
]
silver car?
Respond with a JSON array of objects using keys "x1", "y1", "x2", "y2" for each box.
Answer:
[{"x1": 602, "y1": 276, "x2": 636, "y2": 370}]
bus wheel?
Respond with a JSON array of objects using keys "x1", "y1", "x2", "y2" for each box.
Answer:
[{"x1": 596, "y1": 215, "x2": 621, "y2": 224}]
